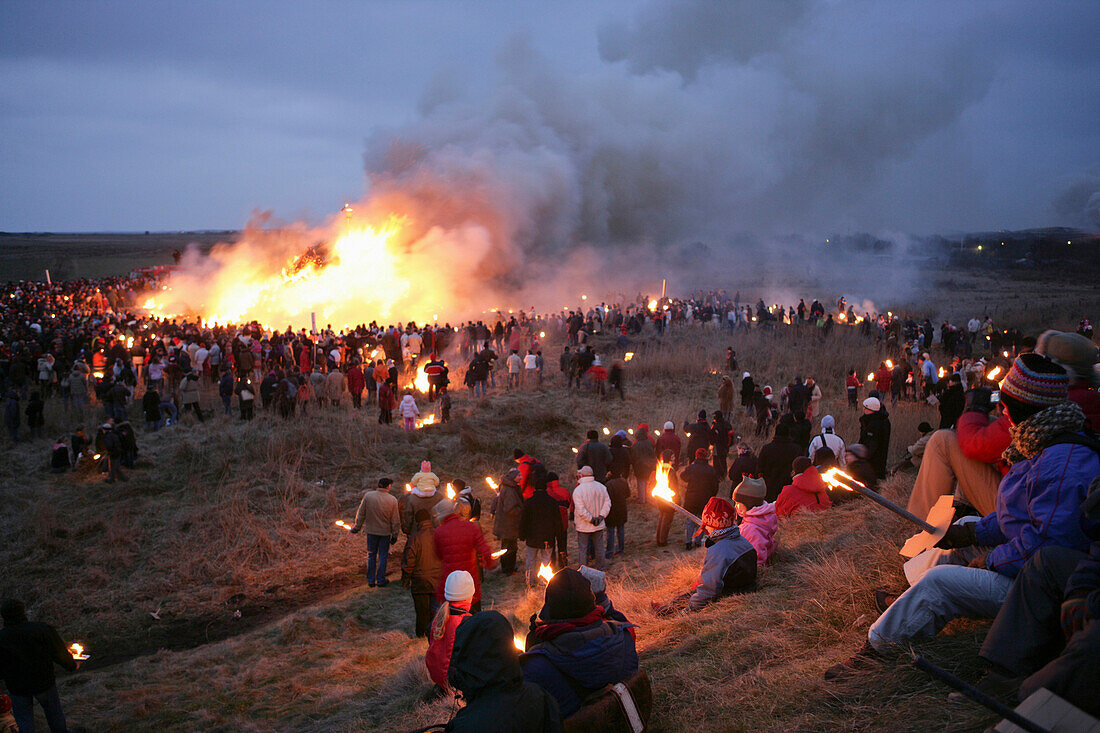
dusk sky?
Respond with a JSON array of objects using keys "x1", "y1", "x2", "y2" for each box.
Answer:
[{"x1": 2, "y1": 0, "x2": 1098, "y2": 236}]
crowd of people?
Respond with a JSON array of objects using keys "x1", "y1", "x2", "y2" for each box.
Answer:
[{"x1": 3, "y1": 269, "x2": 1099, "y2": 730}]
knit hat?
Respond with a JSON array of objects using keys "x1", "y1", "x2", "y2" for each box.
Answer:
[
  {"x1": 577, "y1": 565, "x2": 606, "y2": 595},
  {"x1": 743, "y1": 372, "x2": 750, "y2": 378},
  {"x1": 444, "y1": 570, "x2": 475, "y2": 602},
  {"x1": 420, "y1": 460, "x2": 431, "y2": 472},
  {"x1": 578, "y1": 465, "x2": 593, "y2": 477},
  {"x1": 694, "y1": 447, "x2": 709, "y2": 460},
  {"x1": 1000, "y1": 353, "x2": 1069, "y2": 407},
  {"x1": 733, "y1": 476, "x2": 767, "y2": 503},
  {"x1": 637, "y1": 422, "x2": 648, "y2": 432},
  {"x1": 698, "y1": 496, "x2": 738, "y2": 535},
  {"x1": 539, "y1": 568, "x2": 596, "y2": 621},
  {"x1": 820, "y1": 415, "x2": 835, "y2": 429},
  {"x1": 863, "y1": 397, "x2": 881, "y2": 412},
  {"x1": 1036, "y1": 330, "x2": 1099, "y2": 382},
  {"x1": 663, "y1": 421, "x2": 674, "y2": 431}
]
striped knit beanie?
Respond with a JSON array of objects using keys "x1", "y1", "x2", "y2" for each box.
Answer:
[{"x1": 1000, "y1": 353, "x2": 1068, "y2": 407}]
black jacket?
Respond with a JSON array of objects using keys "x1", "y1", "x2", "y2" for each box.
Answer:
[
  {"x1": 679, "y1": 459, "x2": 719, "y2": 516},
  {"x1": 939, "y1": 384, "x2": 966, "y2": 430},
  {"x1": 859, "y1": 409, "x2": 892, "y2": 479},
  {"x1": 447, "y1": 612, "x2": 563, "y2": 733},
  {"x1": 576, "y1": 440, "x2": 613, "y2": 483},
  {"x1": 758, "y1": 436, "x2": 803, "y2": 501},
  {"x1": 683, "y1": 420, "x2": 710, "y2": 458},
  {"x1": 609, "y1": 435, "x2": 632, "y2": 479},
  {"x1": 728, "y1": 452, "x2": 759, "y2": 483},
  {"x1": 0, "y1": 621, "x2": 77, "y2": 696},
  {"x1": 605, "y1": 477, "x2": 629, "y2": 527},
  {"x1": 519, "y1": 489, "x2": 565, "y2": 547}
]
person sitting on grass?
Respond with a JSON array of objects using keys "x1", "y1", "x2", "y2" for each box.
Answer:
[
  {"x1": 776, "y1": 457, "x2": 832, "y2": 517},
  {"x1": 519, "y1": 568, "x2": 638, "y2": 719},
  {"x1": 826, "y1": 354, "x2": 1100, "y2": 681},
  {"x1": 444, "y1": 611, "x2": 562, "y2": 732},
  {"x1": 426, "y1": 570, "x2": 475, "y2": 696},
  {"x1": 652, "y1": 496, "x2": 758, "y2": 615},
  {"x1": 734, "y1": 476, "x2": 778, "y2": 565}
]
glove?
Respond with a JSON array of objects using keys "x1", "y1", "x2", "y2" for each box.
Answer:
[
  {"x1": 934, "y1": 523, "x2": 977, "y2": 549},
  {"x1": 593, "y1": 515, "x2": 605, "y2": 526},
  {"x1": 964, "y1": 387, "x2": 993, "y2": 415},
  {"x1": 967, "y1": 551, "x2": 989, "y2": 569},
  {"x1": 1060, "y1": 596, "x2": 1089, "y2": 639},
  {"x1": 349, "y1": 527, "x2": 360, "y2": 534},
  {"x1": 390, "y1": 535, "x2": 398, "y2": 544}
]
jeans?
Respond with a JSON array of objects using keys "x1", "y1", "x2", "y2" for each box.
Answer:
[
  {"x1": 605, "y1": 524, "x2": 624, "y2": 557},
  {"x1": 221, "y1": 393, "x2": 232, "y2": 415},
  {"x1": 11, "y1": 685, "x2": 68, "y2": 733},
  {"x1": 577, "y1": 529, "x2": 605, "y2": 570},
  {"x1": 686, "y1": 517, "x2": 703, "y2": 546},
  {"x1": 366, "y1": 534, "x2": 391, "y2": 584},
  {"x1": 868, "y1": 551, "x2": 1013, "y2": 651},
  {"x1": 525, "y1": 543, "x2": 553, "y2": 585}
]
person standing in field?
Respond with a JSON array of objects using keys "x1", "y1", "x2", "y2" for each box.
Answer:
[
  {"x1": 507, "y1": 350, "x2": 522, "y2": 389},
  {"x1": 0, "y1": 599, "x2": 81, "y2": 733},
  {"x1": 402, "y1": 509, "x2": 441, "y2": 638},
  {"x1": 350, "y1": 478, "x2": 402, "y2": 588}
]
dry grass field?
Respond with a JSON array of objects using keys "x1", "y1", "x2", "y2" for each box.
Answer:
[{"x1": 1, "y1": 277, "x2": 1097, "y2": 732}]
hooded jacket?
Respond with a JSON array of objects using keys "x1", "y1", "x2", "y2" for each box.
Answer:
[
  {"x1": 688, "y1": 526, "x2": 757, "y2": 610},
  {"x1": 738, "y1": 502, "x2": 778, "y2": 564},
  {"x1": 521, "y1": 610, "x2": 638, "y2": 719},
  {"x1": 433, "y1": 514, "x2": 496, "y2": 604},
  {"x1": 974, "y1": 440, "x2": 1100, "y2": 578},
  {"x1": 398, "y1": 394, "x2": 420, "y2": 419},
  {"x1": 448, "y1": 612, "x2": 563, "y2": 732},
  {"x1": 776, "y1": 468, "x2": 833, "y2": 517}
]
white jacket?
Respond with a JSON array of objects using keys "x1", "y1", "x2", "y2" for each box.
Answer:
[
  {"x1": 572, "y1": 476, "x2": 611, "y2": 533},
  {"x1": 808, "y1": 430, "x2": 846, "y2": 466},
  {"x1": 398, "y1": 395, "x2": 420, "y2": 418}
]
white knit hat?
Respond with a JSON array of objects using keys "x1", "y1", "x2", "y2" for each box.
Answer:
[
  {"x1": 444, "y1": 570, "x2": 475, "y2": 601},
  {"x1": 863, "y1": 397, "x2": 881, "y2": 412},
  {"x1": 663, "y1": 421, "x2": 674, "y2": 430}
]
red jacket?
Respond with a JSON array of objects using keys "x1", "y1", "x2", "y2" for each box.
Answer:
[
  {"x1": 432, "y1": 515, "x2": 496, "y2": 603},
  {"x1": 655, "y1": 432, "x2": 683, "y2": 467},
  {"x1": 956, "y1": 411, "x2": 1012, "y2": 475},
  {"x1": 546, "y1": 478, "x2": 573, "y2": 529},
  {"x1": 425, "y1": 602, "x2": 471, "y2": 689},
  {"x1": 346, "y1": 365, "x2": 365, "y2": 394},
  {"x1": 1069, "y1": 386, "x2": 1100, "y2": 432},
  {"x1": 776, "y1": 468, "x2": 832, "y2": 517},
  {"x1": 516, "y1": 454, "x2": 538, "y2": 499},
  {"x1": 874, "y1": 367, "x2": 892, "y2": 393}
]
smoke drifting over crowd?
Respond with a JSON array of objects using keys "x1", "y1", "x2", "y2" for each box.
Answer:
[{"x1": 154, "y1": 0, "x2": 1099, "y2": 326}]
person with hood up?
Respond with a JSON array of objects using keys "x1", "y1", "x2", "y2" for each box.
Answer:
[
  {"x1": 519, "y1": 468, "x2": 562, "y2": 586},
  {"x1": 734, "y1": 474, "x2": 779, "y2": 565},
  {"x1": 577, "y1": 565, "x2": 629, "y2": 623},
  {"x1": 603, "y1": 469, "x2": 629, "y2": 559},
  {"x1": 757, "y1": 423, "x2": 803, "y2": 502},
  {"x1": 433, "y1": 500, "x2": 498, "y2": 613},
  {"x1": 630, "y1": 423, "x2": 657, "y2": 505},
  {"x1": 445, "y1": 611, "x2": 563, "y2": 732},
  {"x1": 572, "y1": 466, "x2": 611, "y2": 569},
  {"x1": 652, "y1": 496, "x2": 758, "y2": 615},
  {"x1": 520, "y1": 568, "x2": 638, "y2": 719},
  {"x1": 401, "y1": 508, "x2": 441, "y2": 638},
  {"x1": 828, "y1": 354, "x2": 1100, "y2": 679},
  {"x1": 776, "y1": 457, "x2": 832, "y2": 517},
  {"x1": 858, "y1": 397, "x2": 891, "y2": 479},
  {"x1": 608, "y1": 431, "x2": 632, "y2": 481},
  {"x1": 404, "y1": 462, "x2": 443, "y2": 533},
  {"x1": 425, "y1": 570, "x2": 475, "y2": 693},
  {"x1": 179, "y1": 370, "x2": 203, "y2": 422},
  {"x1": 680, "y1": 448, "x2": 720, "y2": 549},
  {"x1": 350, "y1": 478, "x2": 402, "y2": 588},
  {"x1": 938, "y1": 372, "x2": 966, "y2": 429},
  {"x1": 740, "y1": 372, "x2": 755, "y2": 413},
  {"x1": 0, "y1": 599, "x2": 80, "y2": 733},
  {"x1": 491, "y1": 466, "x2": 524, "y2": 575},
  {"x1": 807, "y1": 415, "x2": 846, "y2": 467},
  {"x1": 398, "y1": 391, "x2": 420, "y2": 430}
]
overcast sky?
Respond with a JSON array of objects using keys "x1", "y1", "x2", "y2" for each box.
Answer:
[{"x1": 1, "y1": 0, "x2": 1098, "y2": 235}]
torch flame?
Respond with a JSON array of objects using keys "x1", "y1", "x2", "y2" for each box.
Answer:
[
  {"x1": 334, "y1": 520, "x2": 353, "y2": 531},
  {"x1": 408, "y1": 363, "x2": 430, "y2": 394},
  {"x1": 938, "y1": 367, "x2": 946, "y2": 378},
  {"x1": 866, "y1": 372, "x2": 874, "y2": 383},
  {"x1": 537, "y1": 564, "x2": 554, "y2": 583},
  {"x1": 485, "y1": 477, "x2": 498, "y2": 491},
  {"x1": 624, "y1": 352, "x2": 634, "y2": 361},
  {"x1": 821, "y1": 468, "x2": 866, "y2": 491},
  {"x1": 651, "y1": 461, "x2": 675, "y2": 503},
  {"x1": 602, "y1": 427, "x2": 610, "y2": 435},
  {"x1": 491, "y1": 548, "x2": 508, "y2": 558},
  {"x1": 885, "y1": 359, "x2": 893, "y2": 368},
  {"x1": 68, "y1": 643, "x2": 89, "y2": 661},
  {"x1": 648, "y1": 299, "x2": 658, "y2": 310},
  {"x1": 445, "y1": 483, "x2": 456, "y2": 500},
  {"x1": 514, "y1": 635, "x2": 526, "y2": 651},
  {"x1": 986, "y1": 366, "x2": 1002, "y2": 381},
  {"x1": 405, "y1": 483, "x2": 412, "y2": 493}
]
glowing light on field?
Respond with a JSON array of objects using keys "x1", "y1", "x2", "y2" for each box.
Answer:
[
  {"x1": 571, "y1": 447, "x2": 579, "y2": 454},
  {"x1": 405, "y1": 483, "x2": 412, "y2": 493},
  {"x1": 602, "y1": 427, "x2": 610, "y2": 435},
  {"x1": 334, "y1": 520, "x2": 352, "y2": 531},
  {"x1": 624, "y1": 352, "x2": 634, "y2": 361},
  {"x1": 68, "y1": 643, "x2": 89, "y2": 661},
  {"x1": 885, "y1": 360, "x2": 893, "y2": 369},
  {"x1": 648, "y1": 299, "x2": 658, "y2": 310},
  {"x1": 938, "y1": 367, "x2": 946, "y2": 378},
  {"x1": 866, "y1": 373, "x2": 874, "y2": 383}
]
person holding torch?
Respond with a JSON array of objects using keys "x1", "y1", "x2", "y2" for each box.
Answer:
[{"x1": 0, "y1": 599, "x2": 81, "y2": 733}]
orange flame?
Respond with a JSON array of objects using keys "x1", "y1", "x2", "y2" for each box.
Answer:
[
  {"x1": 821, "y1": 468, "x2": 866, "y2": 490},
  {"x1": 651, "y1": 461, "x2": 675, "y2": 503},
  {"x1": 69, "y1": 643, "x2": 89, "y2": 661},
  {"x1": 445, "y1": 483, "x2": 456, "y2": 500},
  {"x1": 485, "y1": 477, "x2": 498, "y2": 491},
  {"x1": 513, "y1": 635, "x2": 526, "y2": 651},
  {"x1": 537, "y1": 564, "x2": 554, "y2": 583},
  {"x1": 333, "y1": 520, "x2": 353, "y2": 531},
  {"x1": 986, "y1": 366, "x2": 1002, "y2": 381}
]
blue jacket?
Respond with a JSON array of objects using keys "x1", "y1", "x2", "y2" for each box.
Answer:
[
  {"x1": 975, "y1": 440, "x2": 1100, "y2": 578},
  {"x1": 688, "y1": 526, "x2": 757, "y2": 611},
  {"x1": 520, "y1": 620, "x2": 638, "y2": 718}
]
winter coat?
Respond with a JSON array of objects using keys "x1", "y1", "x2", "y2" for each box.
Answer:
[
  {"x1": 521, "y1": 614, "x2": 638, "y2": 719},
  {"x1": 776, "y1": 468, "x2": 832, "y2": 517},
  {"x1": 938, "y1": 383, "x2": 966, "y2": 429},
  {"x1": 688, "y1": 526, "x2": 757, "y2": 610},
  {"x1": 576, "y1": 440, "x2": 613, "y2": 483},
  {"x1": 398, "y1": 394, "x2": 419, "y2": 419},
  {"x1": 325, "y1": 370, "x2": 346, "y2": 402},
  {"x1": 718, "y1": 378, "x2": 734, "y2": 414},
  {"x1": 738, "y1": 502, "x2": 778, "y2": 564},
  {"x1": 807, "y1": 430, "x2": 846, "y2": 465},
  {"x1": 630, "y1": 437, "x2": 657, "y2": 479},
  {"x1": 858, "y1": 409, "x2": 892, "y2": 479},
  {"x1": 179, "y1": 375, "x2": 200, "y2": 405},
  {"x1": 410, "y1": 470, "x2": 440, "y2": 493},
  {"x1": 604, "y1": 477, "x2": 629, "y2": 528},
  {"x1": 974, "y1": 439, "x2": 1100, "y2": 578},
  {"x1": 492, "y1": 469, "x2": 524, "y2": 540},
  {"x1": 679, "y1": 459, "x2": 719, "y2": 517},
  {"x1": 353, "y1": 489, "x2": 401, "y2": 537},
  {"x1": 957, "y1": 411, "x2": 1012, "y2": 473},
  {"x1": 426, "y1": 603, "x2": 471, "y2": 689},
  {"x1": 346, "y1": 365, "x2": 365, "y2": 395},
  {"x1": 572, "y1": 476, "x2": 611, "y2": 533},
  {"x1": 1068, "y1": 386, "x2": 1100, "y2": 432},
  {"x1": 0, "y1": 620, "x2": 77, "y2": 696},
  {"x1": 727, "y1": 451, "x2": 759, "y2": 485},
  {"x1": 683, "y1": 420, "x2": 710, "y2": 458},
  {"x1": 908, "y1": 432, "x2": 933, "y2": 467},
  {"x1": 404, "y1": 487, "x2": 443, "y2": 534},
  {"x1": 401, "y1": 519, "x2": 441, "y2": 595},
  {"x1": 433, "y1": 514, "x2": 496, "y2": 603},
  {"x1": 654, "y1": 432, "x2": 682, "y2": 467},
  {"x1": 448, "y1": 612, "x2": 563, "y2": 733},
  {"x1": 609, "y1": 435, "x2": 632, "y2": 479},
  {"x1": 758, "y1": 436, "x2": 803, "y2": 501},
  {"x1": 519, "y1": 489, "x2": 565, "y2": 548},
  {"x1": 740, "y1": 376, "x2": 755, "y2": 406}
]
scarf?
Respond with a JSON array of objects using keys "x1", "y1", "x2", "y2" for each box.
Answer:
[
  {"x1": 528, "y1": 606, "x2": 605, "y2": 643},
  {"x1": 1002, "y1": 401, "x2": 1085, "y2": 465}
]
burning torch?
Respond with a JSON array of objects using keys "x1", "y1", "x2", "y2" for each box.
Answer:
[{"x1": 650, "y1": 462, "x2": 703, "y2": 526}]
